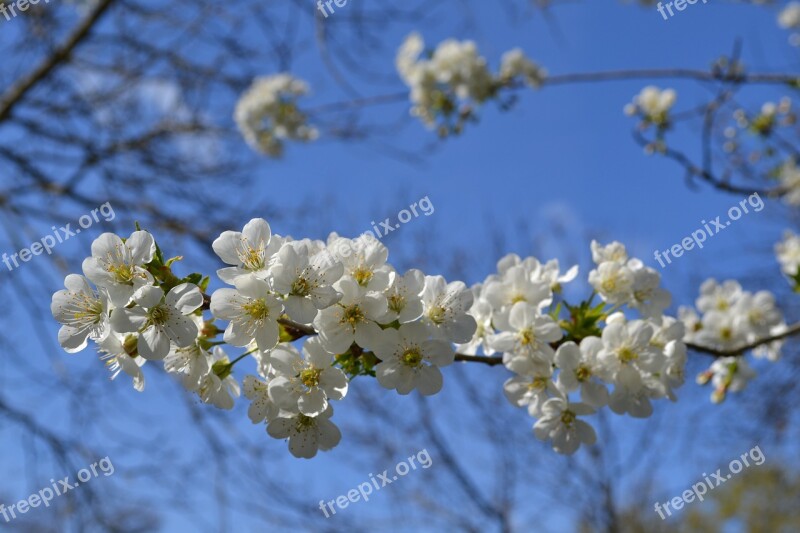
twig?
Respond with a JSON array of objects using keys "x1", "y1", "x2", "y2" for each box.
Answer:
[{"x1": 0, "y1": 0, "x2": 116, "y2": 123}]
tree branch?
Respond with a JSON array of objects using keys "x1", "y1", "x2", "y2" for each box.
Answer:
[
  {"x1": 0, "y1": 0, "x2": 116, "y2": 123},
  {"x1": 308, "y1": 67, "x2": 800, "y2": 116},
  {"x1": 686, "y1": 322, "x2": 800, "y2": 357}
]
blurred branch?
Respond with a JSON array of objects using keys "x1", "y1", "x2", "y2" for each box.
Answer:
[{"x1": 687, "y1": 322, "x2": 800, "y2": 357}]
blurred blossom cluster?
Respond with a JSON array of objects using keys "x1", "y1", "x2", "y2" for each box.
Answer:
[
  {"x1": 395, "y1": 33, "x2": 545, "y2": 136},
  {"x1": 234, "y1": 74, "x2": 318, "y2": 157},
  {"x1": 779, "y1": 2, "x2": 800, "y2": 45},
  {"x1": 681, "y1": 279, "x2": 787, "y2": 402},
  {"x1": 624, "y1": 86, "x2": 677, "y2": 129}
]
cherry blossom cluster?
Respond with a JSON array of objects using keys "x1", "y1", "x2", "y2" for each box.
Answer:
[
  {"x1": 680, "y1": 279, "x2": 786, "y2": 402},
  {"x1": 50, "y1": 221, "x2": 790, "y2": 458},
  {"x1": 779, "y1": 2, "x2": 800, "y2": 46},
  {"x1": 456, "y1": 241, "x2": 687, "y2": 454},
  {"x1": 396, "y1": 33, "x2": 545, "y2": 135},
  {"x1": 722, "y1": 98, "x2": 800, "y2": 205},
  {"x1": 234, "y1": 74, "x2": 318, "y2": 157},
  {"x1": 706, "y1": 95, "x2": 800, "y2": 208},
  {"x1": 51, "y1": 220, "x2": 477, "y2": 458},
  {"x1": 623, "y1": 86, "x2": 677, "y2": 129},
  {"x1": 776, "y1": 229, "x2": 800, "y2": 285},
  {"x1": 623, "y1": 85, "x2": 678, "y2": 148},
  {"x1": 623, "y1": 85, "x2": 679, "y2": 155}
]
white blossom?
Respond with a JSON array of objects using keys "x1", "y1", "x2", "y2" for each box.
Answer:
[
  {"x1": 111, "y1": 283, "x2": 203, "y2": 360},
  {"x1": 483, "y1": 264, "x2": 552, "y2": 312},
  {"x1": 381, "y1": 269, "x2": 425, "y2": 324},
  {"x1": 554, "y1": 339, "x2": 609, "y2": 409},
  {"x1": 243, "y1": 375, "x2": 280, "y2": 424},
  {"x1": 327, "y1": 234, "x2": 394, "y2": 292},
  {"x1": 198, "y1": 347, "x2": 241, "y2": 410},
  {"x1": 163, "y1": 317, "x2": 213, "y2": 392},
  {"x1": 588, "y1": 261, "x2": 634, "y2": 305},
  {"x1": 270, "y1": 242, "x2": 344, "y2": 324},
  {"x1": 267, "y1": 406, "x2": 341, "y2": 459},
  {"x1": 533, "y1": 395, "x2": 597, "y2": 455},
  {"x1": 81, "y1": 231, "x2": 155, "y2": 307},
  {"x1": 777, "y1": 159, "x2": 800, "y2": 205},
  {"x1": 268, "y1": 339, "x2": 348, "y2": 416},
  {"x1": 212, "y1": 218, "x2": 279, "y2": 284},
  {"x1": 628, "y1": 259, "x2": 671, "y2": 318},
  {"x1": 51, "y1": 274, "x2": 111, "y2": 353},
  {"x1": 504, "y1": 359, "x2": 557, "y2": 417},
  {"x1": 313, "y1": 277, "x2": 386, "y2": 354},
  {"x1": 456, "y1": 289, "x2": 495, "y2": 356},
  {"x1": 373, "y1": 322, "x2": 454, "y2": 396},
  {"x1": 420, "y1": 275, "x2": 476, "y2": 343},
  {"x1": 493, "y1": 302, "x2": 562, "y2": 374},
  {"x1": 210, "y1": 276, "x2": 284, "y2": 352},
  {"x1": 97, "y1": 333, "x2": 146, "y2": 392},
  {"x1": 590, "y1": 240, "x2": 628, "y2": 265},
  {"x1": 775, "y1": 230, "x2": 800, "y2": 277}
]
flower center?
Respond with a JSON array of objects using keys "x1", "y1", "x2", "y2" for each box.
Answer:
[
  {"x1": 511, "y1": 294, "x2": 527, "y2": 304},
  {"x1": 108, "y1": 263, "x2": 135, "y2": 284},
  {"x1": 123, "y1": 334, "x2": 139, "y2": 357},
  {"x1": 633, "y1": 289, "x2": 650, "y2": 302},
  {"x1": 428, "y1": 306, "x2": 447, "y2": 325},
  {"x1": 401, "y1": 348, "x2": 424, "y2": 368},
  {"x1": 238, "y1": 245, "x2": 265, "y2": 271},
  {"x1": 529, "y1": 377, "x2": 548, "y2": 390},
  {"x1": 519, "y1": 328, "x2": 535, "y2": 346},
  {"x1": 748, "y1": 310, "x2": 763, "y2": 323},
  {"x1": 299, "y1": 368, "x2": 322, "y2": 388},
  {"x1": 618, "y1": 347, "x2": 638, "y2": 363},
  {"x1": 576, "y1": 365, "x2": 591, "y2": 382},
  {"x1": 388, "y1": 294, "x2": 406, "y2": 314},
  {"x1": 295, "y1": 413, "x2": 316, "y2": 431},
  {"x1": 720, "y1": 327, "x2": 733, "y2": 341},
  {"x1": 601, "y1": 278, "x2": 617, "y2": 292},
  {"x1": 560, "y1": 410, "x2": 576, "y2": 426},
  {"x1": 291, "y1": 276, "x2": 312, "y2": 296},
  {"x1": 72, "y1": 297, "x2": 104, "y2": 325},
  {"x1": 243, "y1": 299, "x2": 270, "y2": 321},
  {"x1": 149, "y1": 305, "x2": 170, "y2": 326},
  {"x1": 341, "y1": 305, "x2": 365, "y2": 326},
  {"x1": 352, "y1": 267, "x2": 373, "y2": 286}
]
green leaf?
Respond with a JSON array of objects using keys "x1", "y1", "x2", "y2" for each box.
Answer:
[
  {"x1": 199, "y1": 276, "x2": 210, "y2": 293},
  {"x1": 165, "y1": 255, "x2": 184, "y2": 267},
  {"x1": 182, "y1": 273, "x2": 204, "y2": 286}
]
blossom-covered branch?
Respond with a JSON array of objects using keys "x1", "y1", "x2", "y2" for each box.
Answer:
[{"x1": 50, "y1": 218, "x2": 795, "y2": 458}]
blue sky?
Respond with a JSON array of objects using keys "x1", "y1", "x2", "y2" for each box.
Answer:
[{"x1": 2, "y1": 0, "x2": 799, "y2": 531}]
